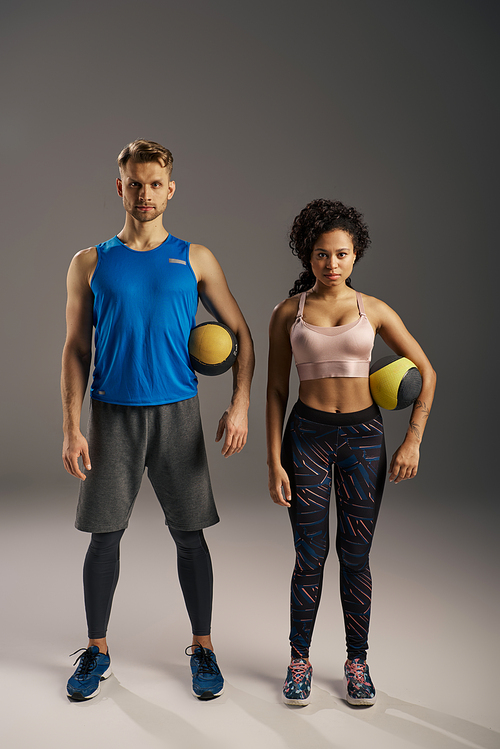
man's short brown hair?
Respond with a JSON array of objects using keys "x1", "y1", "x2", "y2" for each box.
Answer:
[{"x1": 117, "y1": 139, "x2": 173, "y2": 174}]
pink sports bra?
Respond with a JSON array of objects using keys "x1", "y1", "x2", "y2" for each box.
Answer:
[{"x1": 290, "y1": 291, "x2": 375, "y2": 381}]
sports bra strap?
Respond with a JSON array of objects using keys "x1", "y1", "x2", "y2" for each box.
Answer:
[
  {"x1": 356, "y1": 291, "x2": 366, "y2": 316},
  {"x1": 296, "y1": 292, "x2": 307, "y2": 319},
  {"x1": 298, "y1": 290, "x2": 365, "y2": 319}
]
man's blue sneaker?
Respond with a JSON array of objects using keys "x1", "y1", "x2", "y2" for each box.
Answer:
[
  {"x1": 186, "y1": 645, "x2": 224, "y2": 700},
  {"x1": 283, "y1": 658, "x2": 312, "y2": 705},
  {"x1": 67, "y1": 646, "x2": 112, "y2": 701}
]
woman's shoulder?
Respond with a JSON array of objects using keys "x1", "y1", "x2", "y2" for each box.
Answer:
[
  {"x1": 358, "y1": 291, "x2": 389, "y2": 311},
  {"x1": 273, "y1": 294, "x2": 302, "y2": 316},
  {"x1": 270, "y1": 294, "x2": 301, "y2": 332},
  {"x1": 358, "y1": 292, "x2": 400, "y2": 327}
]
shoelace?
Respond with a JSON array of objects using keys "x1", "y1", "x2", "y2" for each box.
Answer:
[
  {"x1": 290, "y1": 659, "x2": 310, "y2": 684},
  {"x1": 185, "y1": 645, "x2": 219, "y2": 674},
  {"x1": 346, "y1": 659, "x2": 369, "y2": 686},
  {"x1": 69, "y1": 647, "x2": 99, "y2": 677}
]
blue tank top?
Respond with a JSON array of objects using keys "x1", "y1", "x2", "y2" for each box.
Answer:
[{"x1": 90, "y1": 234, "x2": 199, "y2": 406}]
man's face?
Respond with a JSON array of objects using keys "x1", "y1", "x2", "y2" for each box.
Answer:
[{"x1": 117, "y1": 160, "x2": 175, "y2": 222}]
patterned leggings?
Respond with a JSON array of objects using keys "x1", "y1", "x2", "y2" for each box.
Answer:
[{"x1": 281, "y1": 401, "x2": 386, "y2": 661}]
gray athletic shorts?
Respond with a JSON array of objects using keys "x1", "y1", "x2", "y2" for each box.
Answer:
[{"x1": 75, "y1": 395, "x2": 219, "y2": 533}]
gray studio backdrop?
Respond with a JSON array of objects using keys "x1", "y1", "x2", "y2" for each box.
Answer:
[{"x1": 1, "y1": 0, "x2": 497, "y2": 532}]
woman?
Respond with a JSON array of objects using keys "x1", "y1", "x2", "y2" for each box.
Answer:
[{"x1": 266, "y1": 199, "x2": 436, "y2": 707}]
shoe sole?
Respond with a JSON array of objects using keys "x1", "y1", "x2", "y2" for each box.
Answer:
[
  {"x1": 67, "y1": 666, "x2": 113, "y2": 701},
  {"x1": 283, "y1": 694, "x2": 310, "y2": 706},
  {"x1": 344, "y1": 676, "x2": 376, "y2": 706},
  {"x1": 192, "y1": 685, "x2": 224, "y2": 700}
]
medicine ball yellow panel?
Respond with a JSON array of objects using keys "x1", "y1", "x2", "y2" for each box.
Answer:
[
  {"x1": 188, "y1": 322, "x2": 238, "y2": 376},
  {"x1": 369, "y1": 355, "x2": 422, "y2": 410}
]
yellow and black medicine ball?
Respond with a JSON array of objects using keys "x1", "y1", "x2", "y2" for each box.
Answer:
[
  {"x1": 188, "y1": 322, "x2": 238, "y2": 376},
  {"x1": 369, "y1": 355, "x2": 422, "y2": 410}
]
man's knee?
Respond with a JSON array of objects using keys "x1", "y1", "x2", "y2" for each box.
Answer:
[{"x1": 169, "y1": 527, "x2": 208, "y2": 554}]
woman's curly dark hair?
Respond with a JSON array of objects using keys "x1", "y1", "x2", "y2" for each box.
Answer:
[{"x1": 288, "y1": 199, "x2": 371, "y2": 297}]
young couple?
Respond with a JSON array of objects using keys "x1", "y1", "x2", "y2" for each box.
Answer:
[{"x1": 62, "y1": 140, "x2": 435, "y2": 706}]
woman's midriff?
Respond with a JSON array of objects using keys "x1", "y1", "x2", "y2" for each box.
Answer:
[{"x1": 298, "y1": 377, "x2": 374, "y2": 414}]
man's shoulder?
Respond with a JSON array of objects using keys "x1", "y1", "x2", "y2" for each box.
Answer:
[
  {"x1": 72, "y1": 235, "x2": 116, "y2": 264},
  {"x1": 188, "y1": 242, "x2": 210, "y2": 256},
  {"x1": 71, "y1": 246, "x2": 98, "y2": 269},
  {"x1": 68, "y1": 247, "x2": 98, "y2": 288},
  {"x1": 189, "y1": 243, "x2": 219, "y2": 280},
  {"x1": 74, "y1": 246, "x2": 98, "y2": 259},
  {"x1": 189, "y1": 243, "x2": 217, "y2": 265},
  {"x1": 73, "y1": 236, "x2": 123, "y2": 267}
]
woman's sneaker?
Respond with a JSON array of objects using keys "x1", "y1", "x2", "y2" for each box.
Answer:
[
  {"x1": 283, "y1": 658, "x2": 312, "y2": 705},
  {"x1": 186, "y1": 645, "x2": 224, "y2": 700},
  {"x1": 67, "y1": 646, "x2": 112, "y2": 700},
  {"x1": 344, "y1": 658, "x2": 376, "y2": 705}
]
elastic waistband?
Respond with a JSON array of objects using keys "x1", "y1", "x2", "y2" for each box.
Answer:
[{"x1": 292, "y1": 400, "x2": 381, "y2": 426}]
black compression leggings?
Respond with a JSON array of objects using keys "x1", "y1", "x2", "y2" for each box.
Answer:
[{"x1": 83, "y1": 527, "x2": 213, "y2": 639}]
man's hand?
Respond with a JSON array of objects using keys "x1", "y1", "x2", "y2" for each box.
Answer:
[
  {"x1": 63, "y1": 430, "x2": 91, "y2": 480},
  {"x1": 215, "y1": 404, "x2": 248, "y2": 457}
]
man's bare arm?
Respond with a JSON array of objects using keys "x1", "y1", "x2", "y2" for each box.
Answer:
[
  {"x1": 190, "y1": 244, "x2": 255, "y2": 457},
  {"x1": 61, "y1": 248, "x2": 96, "y2": 479}
]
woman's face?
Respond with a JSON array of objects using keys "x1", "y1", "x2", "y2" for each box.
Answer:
[{"x1": 310, "y1": 229, "x2": 357, "y2": 288}]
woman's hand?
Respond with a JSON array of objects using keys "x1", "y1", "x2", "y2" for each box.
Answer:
[
  {"x1": 268, "y1": 464, "x2": 292, "y2": 507},
  {"x1": 389, "y1": 438, "x2": 420, "y2": 484}
]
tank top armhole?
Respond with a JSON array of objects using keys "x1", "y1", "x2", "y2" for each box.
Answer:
[
  {"x1": 184, "y1": 241, "x2": 199, "y2": 286},
  {"x1": 90, "y1": 244, "x2": 102, "y2": 289}
]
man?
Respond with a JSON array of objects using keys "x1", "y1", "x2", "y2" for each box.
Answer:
[{"x1": 61, "y1": 139, "x2": 254, "y2": 701}]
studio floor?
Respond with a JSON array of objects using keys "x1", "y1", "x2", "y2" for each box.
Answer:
[{"x1": 1, "y1": 482, "x2": 498, "y2": 749}]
